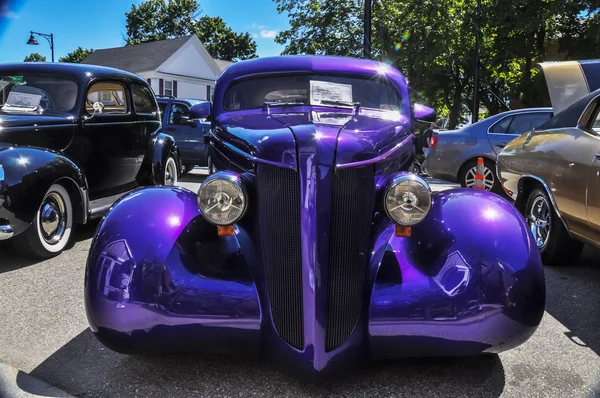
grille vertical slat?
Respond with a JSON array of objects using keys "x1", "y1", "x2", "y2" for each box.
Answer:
[
  {"x1": 326, "y1": 165, "x2": 375, "y2": 351},
  {"x1": 257, "y1": 164, "x2": 304, "y2": 350}
]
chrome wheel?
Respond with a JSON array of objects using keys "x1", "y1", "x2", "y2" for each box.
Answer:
[
  {"x1": 465, "y1": 165, "x2": 494, "y2": 191},
  {"x1": 39, "y1": 192, "x2": 67, "y2": 245},
  {"x1": 164, "y1": 157, "x2": 177, "y2": 186},
  {"x1": 527, "y1": 195, "x2": 551, "y2": 249}
]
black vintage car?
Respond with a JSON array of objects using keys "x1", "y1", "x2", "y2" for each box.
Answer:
[{"x1": 0, "y1": 63, "x2": 180, "y2": 258}]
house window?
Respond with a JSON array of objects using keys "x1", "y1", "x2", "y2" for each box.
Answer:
[{"x1": 164, "y1": 80, "x2": 173, "y2": 97}]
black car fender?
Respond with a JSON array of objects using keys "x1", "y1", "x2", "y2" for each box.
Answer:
[
  {"x1": 0, "y1": 147, "x2": 88, "y2": 237},
  {"x1": 148, "y1": 133, "x2": 181, "y2": 185}
]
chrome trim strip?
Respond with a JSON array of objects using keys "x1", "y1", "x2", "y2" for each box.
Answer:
[
  {"x1": 518, "y1": 174, "x2": 572, "y2": 236},
  {"x1": 336, "y1": 134, "x2": 414, "y2": 169},
  {"x1": 0, "y1": 225, "x2": 13, "y2": 240},
  {"x1": 82, "y1": 120, "x2": 160, "y2": 126},
  {"x1": 3, "y1": 124, "x2": 76, "y2": 132}
]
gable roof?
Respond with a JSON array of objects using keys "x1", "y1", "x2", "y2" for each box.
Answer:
[{"x1": 214, "y1": 59, "x2": 233, "y2": 72}]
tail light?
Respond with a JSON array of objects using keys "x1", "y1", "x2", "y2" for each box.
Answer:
[{"x1": 430, "y1": 135, "x2": 438, "y2": 148}]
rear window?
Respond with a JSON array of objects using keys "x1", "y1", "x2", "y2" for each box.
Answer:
[
  {"x1": 131, "y1": 84, "x2": 157, "y2": 115},
  {"x1": 223, "y1": 74, "x2": 404, "y2": 112}
]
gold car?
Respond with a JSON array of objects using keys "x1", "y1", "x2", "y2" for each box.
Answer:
[{"x1": 498, "y1": 60, "x2": 600, "y2": 264}]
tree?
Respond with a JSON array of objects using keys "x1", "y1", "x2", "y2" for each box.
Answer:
[
  {"x1": 195, "y1": 16, "x2": 257, "y2": 62},
  {"x1": 124, "y1": 0, "x2": 257, "y2": 61},
  {"x1": 274, "y1": 0, "x2": 600, "y2": 128},
  {"x1": 59, "y1": 47, "x2": 94, "y2": 63},
  {"x1": 23, "y1": 53, "x2": 46, "y2": 62}
]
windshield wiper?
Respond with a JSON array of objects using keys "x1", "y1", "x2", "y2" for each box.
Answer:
[
  {"x1": 264, "y1": 100, "x2": 306, "y2": 107},
  {"x1": 319, "y1": 100, "x2": 361, "y2": 114}
]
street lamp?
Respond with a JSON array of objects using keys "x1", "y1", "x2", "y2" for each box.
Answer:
[
  {"x1": 364, "y1": 0, "x2": 372, "y2": 59},
  {"x1": 472, "y1": 0, "x2": 482, "y2": 123},
  {"x1": 26, "y1": 31, "x2": 54, "y2": 62}
]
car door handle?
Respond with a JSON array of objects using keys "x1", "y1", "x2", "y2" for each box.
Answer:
[{"x1": 497, "y1": 143, "x2": 507, "y2": 148}]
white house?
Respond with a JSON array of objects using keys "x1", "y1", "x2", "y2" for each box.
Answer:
[{"x1": 82, "y1": 35, "x2": 232, "y2": 101}]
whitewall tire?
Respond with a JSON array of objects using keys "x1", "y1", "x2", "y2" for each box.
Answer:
[{"x1": 13, "y1": 183, "x2": 73, "y2": 258}]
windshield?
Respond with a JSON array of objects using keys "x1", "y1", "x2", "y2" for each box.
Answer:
[
  {"x1": 0, "y1": 75, "x2": 78, "y2": 113},
  {"x1": 223, "y1": 74, "x2": 403, "y2": 112}
]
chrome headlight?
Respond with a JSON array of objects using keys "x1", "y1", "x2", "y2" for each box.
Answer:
[
  {"x1": 197, "y1": 173, "x2": 247, "y2": 225},
  {"x1": 384, "y1": 174, "x2": 432, "y2": 226}
]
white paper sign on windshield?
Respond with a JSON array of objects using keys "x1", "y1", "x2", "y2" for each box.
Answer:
[
  {"x1": 310, "y1": 81, "x2": 353, "y2": 105},
  {"x1": 3, "y1": 91, "x2": 42, "y2": 109}
]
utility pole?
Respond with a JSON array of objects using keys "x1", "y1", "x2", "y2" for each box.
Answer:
[
  {"x1": 472, "y1": 0, "x2": 482, "y2": 123},
  {"x1": 364, "y1": 0, "x2": 372, "y2": 59}
]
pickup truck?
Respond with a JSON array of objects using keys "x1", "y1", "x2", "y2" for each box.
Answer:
[{"x1": 156, "y1": 96, "x2": 212, "y2": 173}]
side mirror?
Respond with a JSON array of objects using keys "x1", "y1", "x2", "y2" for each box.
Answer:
[
  {"x1": 414, "y1": 103, "x2": 436, "y2": 122},
  {"x1": 190, "y1": 101, "x2": 212, "y2": 120}
]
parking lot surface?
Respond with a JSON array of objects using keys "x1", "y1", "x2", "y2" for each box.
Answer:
[{"x1": 1, "y1": 170, "x2": 599, "y2": 397}]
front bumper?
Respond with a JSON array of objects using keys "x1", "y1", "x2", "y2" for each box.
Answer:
[{"x1": 84, "y1": 185, "x2": 545, "y2": 378}]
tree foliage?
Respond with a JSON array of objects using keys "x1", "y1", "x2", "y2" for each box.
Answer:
[
  {"x1": 59, "y1": 47, "x2": 94, "y2": 63},
  {"x1": 125, "y1": 0, "x2": 257, "y2": 61},
  {"x1": 23, "y1": 53, "x2": 46, "y2": 62},
  {"x1": 275, "y1": 0, "x2": 600, "y2": 128}
]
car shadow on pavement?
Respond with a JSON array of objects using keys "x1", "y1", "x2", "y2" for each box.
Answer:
[
  {"x1": 543, "y1": 245, "x2": 600, "y2": 357},
  {"x1": 30, "y1": 329, "x2": 505, "y2": 397},
  {"x1": 0, "y1": 219, "x2": 100, "y2": 273}
]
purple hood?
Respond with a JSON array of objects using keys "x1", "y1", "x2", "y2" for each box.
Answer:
[{"x1": 214, "y1": 108, "x2": 412, "y2": 169}]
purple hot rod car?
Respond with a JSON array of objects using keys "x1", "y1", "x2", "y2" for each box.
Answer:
[{"x1": 85, "y1": 56, "x2": 545, "y2": 378}]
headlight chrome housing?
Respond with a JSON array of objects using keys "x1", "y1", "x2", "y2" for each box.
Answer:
[
  {"x1": 197, "y1": 172, "x2": 247, "y2": 226},
  {"x1": 384, "y1": 174, "x2": 432, "y2": 226}
]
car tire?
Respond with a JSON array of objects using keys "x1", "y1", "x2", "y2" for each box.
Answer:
[
  {"x1": 458, "y1": 158, "x2": 502, "y2": 194},
  {"x1": 163, "y1": 156, "x2": 178, "y2": 186},
  {"x1": 524, "y1": 187, "x2": 584, "y2": 265},
  {"x1": 13, "y1": 184, "x2": 73, "y2": 259},
  {"x1": 208, "y1": 155, "x2": 216, "y2": 175},
  {"x1": 181, "y1": 163, "x2": 194, "y2": 175}
]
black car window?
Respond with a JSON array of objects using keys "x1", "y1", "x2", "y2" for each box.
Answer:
[
  {"x1": 489, "y1": 116, "x2": 514, "y2": 133},
  {"x1": 131, "y1": 84, "x2": 157, "y2": 115},
  {"x1": 86, "y1": 82, "x2": 128, "y2": 115},
  {"x1": 169, "y1": 103, "x2": 191, "y2": 125},
  {"x1": 507, "y1": 113, "x2": 552, "y2": 134}
]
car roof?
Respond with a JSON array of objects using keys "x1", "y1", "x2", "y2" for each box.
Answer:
[{"x1": 0, "y1": 62, "x2": 145, "y2": 84}]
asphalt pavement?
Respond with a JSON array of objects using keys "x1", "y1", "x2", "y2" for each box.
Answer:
[{"x1": 0, "y1": 169, "x2": 599, "y2": 397}]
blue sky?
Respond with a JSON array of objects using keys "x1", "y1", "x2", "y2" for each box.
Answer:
[{"x1": 0, "y1": 0, "x2": 289, "y2": 62}]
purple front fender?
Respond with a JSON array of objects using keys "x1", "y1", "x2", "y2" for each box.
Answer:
[{"x1": 84, "y1": 186, "x2": 545, "y2": 376}]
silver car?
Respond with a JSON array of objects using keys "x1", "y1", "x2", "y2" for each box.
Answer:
[{"x1": 424, "y1": 108, "x2": 553, "y2": 193}]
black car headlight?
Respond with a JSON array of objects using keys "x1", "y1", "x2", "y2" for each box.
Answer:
[
  {"x1": 384, "y1": 174, "x2": 432, "y2": 226},
  {"x1": 197, "y1": 172, "x2": 247, "y2": 225}
]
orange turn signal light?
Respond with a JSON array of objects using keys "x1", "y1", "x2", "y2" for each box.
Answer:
[
  {"x1": 218, "y1": 225, "x2": 234, "y2": 237},
  {"x1": 395, "y1": 225, "x2": 411, "y2": 237}
]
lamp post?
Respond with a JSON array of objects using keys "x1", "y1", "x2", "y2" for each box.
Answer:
[
  {"x1": 472, "y1": 0, "x2": 482, "y2": 123},
  {"x1": 364, "y1": 0, "x2": 372, "y2": 59},
  {"x1": 26, "y1": 31, "x2": 54, "y2": 62}
]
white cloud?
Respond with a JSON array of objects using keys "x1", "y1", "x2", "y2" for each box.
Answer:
[
  {"x1": 260, "y1": 29, "x2": 278, "y2": 39},
  {"x1": 251, "y1": 22, "x2": 267, "y2": 30},
  {"x1": 1, "y1": 11, "x2": 18, "y2": 19},
  {"x1": 252, "y1": 33, "x2": 258, "y2": 38}
]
